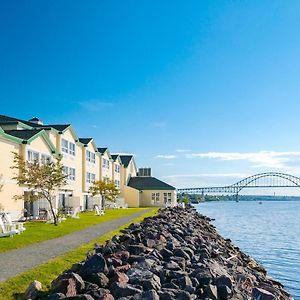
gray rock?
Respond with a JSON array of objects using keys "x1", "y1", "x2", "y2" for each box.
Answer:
[
  {"x1": 46, "y1": 293, "x2": 66, "y2": 300},
  {"x1": 24, "y1": 280, "x2": 42, "y2": 300},
  {"x1": 81, "y1": 254, "x2": 108, "y2": 275},
  {"x1": 133, "y1": 290, "x2": 160, "y2": 300},
  {"x1": 217, "y1": 285, "x2": 232, "y2": 300},
  {"x1": 63, "y1": 295, "x2": 94, "y2": 300},
  {"x1": 252, "y1": 287, "x2": 276, "y2": 300},
  {"x1": 160, "y1": 248, "x2": 173, "y2": 259},
  {"x1": 51, "y1": 273, "x2": 85, "y2": 297},
  {"x1": 204, "y1": 284, "x2": 218, "y2": 300},
  {"x1": 215, "y1": 275, "x2": 233, "y2": 289},
  {"x1": 173, "y1": 249, "x2": 190, "y2": 260},
  {"x1": 110, "y1": 282, "x2": 142, "y2": 298}
]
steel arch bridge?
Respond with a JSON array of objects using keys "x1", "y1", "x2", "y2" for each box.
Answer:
[{"x1": 177, "y1": 172, "x2": 300, "y2": 197}]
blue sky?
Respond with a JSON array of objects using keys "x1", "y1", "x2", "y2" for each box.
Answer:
[{"x1": 2, "y1": 1, "x2": 300, "y2": 192}]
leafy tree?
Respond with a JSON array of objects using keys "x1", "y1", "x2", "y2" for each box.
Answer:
[
  {"x1": 179, "y1": 195, "x2": 190, "y2": 204},
  {"x1": 89, "y1": 179, "x2": 120, "y2": 209},
  {"x1": 11, "y1": 152, "x2": 67, "y2": 226}
]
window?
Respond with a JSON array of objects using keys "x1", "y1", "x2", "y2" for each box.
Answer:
[
  {"x1": 62, "y1": 139, "x2": 76, "y2": 156},
  {"x1": 86, "y1": 172, "x2": 96, "y2": 183},
  {"x1": 27, "y1": 150, "x2": 39, "y2": 162},
  {"x1": 152, "y1": 193, "x2": 160, "y2": 204},
  {"x1": 152, "y1": 193, "x2": 156, "y2": 203},
  {"x1": 103, "y1": 158, "x2": 110, "y2": 169},
  {"x1": 69, "y1": 168, "x2": 76, "y2": 181},
  {"x1": 86, "y1": 150, "x2": 96, "y2": 164},
  {"x1": 69, "y1": 142, "x2": 76, "y2": 156},
  {"x1": 61, "y1": 139, "x2": 68, "y2": 154},
  {"x1": 63, "y1": 166, "x2": 75, "y2": 181},
  {"x1": 41, "y1": 154, "x2": 51, "y2": 164},
  {"x1": 115, "y1": 180, "x2": 120, "y2": 188},
  {"x1": 163, "y1": 192, "x2": 172, "y2": 204},
  {"x1": 163, "y1": 193, "x2": 167, "y2": 204},
  {"x1": 62, "y1": 166, "x2": 69, "y2": 176},
  {"x1": 115, "y1": 164, "x2": 120, "y2": 173}
]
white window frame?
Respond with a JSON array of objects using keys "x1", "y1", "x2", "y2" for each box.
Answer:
[
  {"x1": 86, "y1": 150, "x2": 96, "y2": 164},
  {"x1": 69, "y1": 167, "x2": 76, "y2": 181},
  {"x1": 86, "y1": 172, "x2": 96, "y2": 183},
  {"x1": 27, "y1": 150, "x2": 40, "y2": 162},
  {"x1": 69, "y1": 142, "x2": 76, "y2": 156},
  {"x1": 41, "y1": 154, "x2": 51, "y2": 165},
  {"x1": 61, "y1": 139, "x2": 69, "y2": 154}
]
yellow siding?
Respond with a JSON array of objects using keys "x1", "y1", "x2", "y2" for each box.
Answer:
[
  {"x1": 123, "y1": 186, "x2": 140, "y2": 207},
  {"x1": 57, "y1": 129, "x2": 83, "y2": 207},
  {"x1": 0, "y1": 137, "x2": 23, "y2": 218},
  {"x1": 139, "y1": 189, "x2": 177, "y2": 207},
  {"x1": 100, "y1": 152, "x2": 112, "y2": 181}
]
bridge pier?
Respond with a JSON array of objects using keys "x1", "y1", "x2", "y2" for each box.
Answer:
[{"x1": 234, "y1": 193, "x2": 239, "y2": 202}]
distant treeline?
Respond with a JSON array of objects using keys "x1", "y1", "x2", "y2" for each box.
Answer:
[{"x1": 179, "y1": 194, "x2": 300, "y2": 203}]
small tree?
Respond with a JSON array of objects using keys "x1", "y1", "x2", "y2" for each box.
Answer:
[
  {"x1": 89, "y1": 180, "x2": 120, "y2": 210},
  {"x1": 11, "y1": 152, "x2": 67, "y2": 226}
]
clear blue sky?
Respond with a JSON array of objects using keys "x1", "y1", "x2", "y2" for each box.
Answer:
[{"x1": 2, "y1": 1, "x2": 300, "y2": 192}]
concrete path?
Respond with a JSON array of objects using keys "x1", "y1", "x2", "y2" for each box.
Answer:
[{"x1": 0, "y1": 209, "x2": 151, "y2": 282}]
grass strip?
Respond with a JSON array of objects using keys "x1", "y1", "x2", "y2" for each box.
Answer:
[
  {"x1": 0, "y1": 208, "x2": 159, "y2": 300},
  {"x1": 0, "y1": 208, "x2": 149, "y2": 253}
]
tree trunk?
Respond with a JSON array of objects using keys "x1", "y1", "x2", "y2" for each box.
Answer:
[{"x1": 48, "y1": 196, "x2": 58, "y2": 226}]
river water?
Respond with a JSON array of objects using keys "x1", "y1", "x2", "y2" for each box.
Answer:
[{"x1": 195, "y1": 200, "x2": 300, "y2": 299}]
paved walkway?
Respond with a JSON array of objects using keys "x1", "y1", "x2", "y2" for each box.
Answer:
[{"x1": 0, "y1": 209, "x2": 151, "y2": 282}]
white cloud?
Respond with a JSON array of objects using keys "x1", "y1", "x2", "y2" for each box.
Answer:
[
  {"x1": 176, "y1": 149, "x2": 191, "y2": 153},
  {"x1": 161, "y1": 173, "x2": 249, "y2": 189},
  {"x1": 112, "y1": 152, "x2": 134, "y2": 156},
  {"x1": 162, "y1": 173, "x2": 249, "y2": 179},
  {"x1": 79, "y1": 100, "x2": 113, "y2": 111},
  {"x1": 155, "y1": 155, "x2": 176, "y2": 159},
  {"x1": 185, "y1": 151, "x2": 300, "y2": 169}
]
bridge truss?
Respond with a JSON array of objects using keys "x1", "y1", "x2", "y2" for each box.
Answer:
[{"x1": 177, "y1": 172, "x2": 300, "y2": 197}]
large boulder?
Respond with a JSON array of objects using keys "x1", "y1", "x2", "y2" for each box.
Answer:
[
  {"x1": 24, "y1": 280, "x2": 42, "y2": 300},
  {"x1": 81, "y1": 254, "x2": 108, "y2": 275},
  {"x1": 109, "y1": 282, "x2": 142, "y2": 298},
  {"x1": 51, "y1": 272, "x2": 85, "y2": 297}
]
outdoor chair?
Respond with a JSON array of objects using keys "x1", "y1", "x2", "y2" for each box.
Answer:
[
  {"x1": 0, "y1": 218, "x2": 19, "y2": 237},
  {"x1": 2, "y1": 213, "x2": 26, "y2": 233},
  {"x1": 71, "y1": 206, "x2": 80, "y2": 219},
  {"x1": 94, "y1": 205, "x2": 104, "y2": 216}
]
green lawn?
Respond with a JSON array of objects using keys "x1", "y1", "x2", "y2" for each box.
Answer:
[
  {"x1": 0, "y1": 208, "x2": 159, "y2": 300},
  {"x1": 0, "y1": 208, "x2": 149, "y2": 253}
]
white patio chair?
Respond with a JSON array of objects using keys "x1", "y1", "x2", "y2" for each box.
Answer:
[
  {"x1": 0, "y1": 218, "x2": 18, "y2": 237},
  {"x1": 2, "y1": 213, "x2": 26, "y2": 233},
  {"x1": 71, "y1": 206, "x2": 80, "y2": 219},
  {"x1": 94, "y1": 205, "x2": 104, "y2": 216}
]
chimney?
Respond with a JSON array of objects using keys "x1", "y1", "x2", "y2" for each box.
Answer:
[
  {"x1": 138, "y1": 168, "x2": 151, "y2": 177},
  {"x1": 29, "y1": 117, "x2": 43, "y2": 125}
]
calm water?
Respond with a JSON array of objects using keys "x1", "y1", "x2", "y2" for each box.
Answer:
[{"x1": 195, "y1": 200, "x2": 300, "y2": 299}]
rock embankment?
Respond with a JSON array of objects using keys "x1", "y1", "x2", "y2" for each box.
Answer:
[{"x1": 34, "y1": 206, "x2": 292, "y2": 299}]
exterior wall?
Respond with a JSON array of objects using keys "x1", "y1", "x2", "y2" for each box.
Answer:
[
  {"x1": 139, "y1": 189, "x2": 177, "y2": 207},
  {"x1": 112, "y1": 159, "x2": 121, "y2": 189},
  {"x1": 123, "y1": 186, "x2": 140, "y2": 207},
  {"x1": 0, "y1": 137, "x2": 23, "y2": 219},
  {"x1": 83, "y1": 143, "x2": 100, "y2": 193},
  {"x1": 125, "y1": 160, "x2": 137, "y2": 184},
  {"x1": 56, "y1": 129, "x2": 83, "y2": 209},
  {"x1": 47, "y1": 130, "x2": 57, "y2": 146},
  {"x1": 100, "y1": 152, "x2": 113, "y2": 182}
]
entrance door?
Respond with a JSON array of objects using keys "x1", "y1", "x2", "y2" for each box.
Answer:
[
  {"x1": 58, "y1": 194, "x2": 66, "y2": 209},
  {"x1": 84, "y1": 195, "x2": 89, "y2": 210}
]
